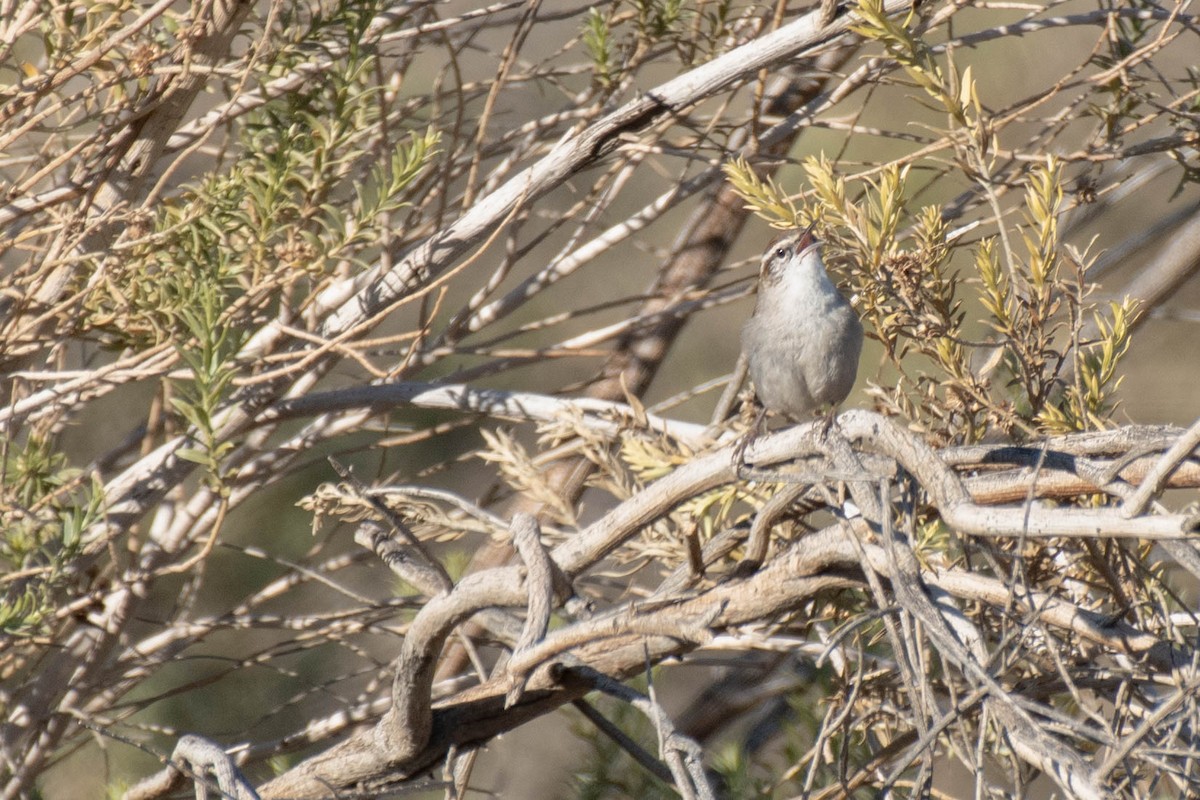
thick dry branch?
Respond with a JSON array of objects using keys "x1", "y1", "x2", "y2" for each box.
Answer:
[
  {"x1": 1123, "y1": 415, "x2": 1200, "y2": 517},
  {"x1": 276, "y1": 385, "x2": 1199, "y2": 516},
  {"x1": 549, "y1": 411, "x2": 1197, "y2": 584},
  {"x1": 135, "y1": 411, "x2": 1200, "y2": 798},
  {"x1": 258, "y1": 529, "x2": 860, "y2": 797},
  {"x1": 504, "y1": 513, "x2": 555, "y2": 707},
  {"x1": 831, "y1": 412, "x2": 1199, "y2": 540},
  {"x1": 263, "y1": 380, "x2": 709, "y2": 447},
  {"x1": 124, "y1": 734, "x2": 259, "y2": 800},
  {"x1": 259, "y1": 471, "x2": 1194, "y2": 796}
]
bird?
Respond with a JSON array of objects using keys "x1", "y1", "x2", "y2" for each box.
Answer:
[
  {"x1": 731, "y1": 225, "x2": 864, "y2": 569},
  {"x1": 738, "y1": 225, "x2": 863, "y2": 456}
]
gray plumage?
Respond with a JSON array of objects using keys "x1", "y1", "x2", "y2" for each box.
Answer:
[{"x1": 741, "y1": 230, "x2": 863, "y2": 419}]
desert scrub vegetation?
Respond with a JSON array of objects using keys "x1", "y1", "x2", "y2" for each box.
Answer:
[{"x1": 2, "y1": 0, "x2": 1199, "y2": 798}]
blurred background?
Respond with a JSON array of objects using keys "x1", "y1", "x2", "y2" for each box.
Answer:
[{"x1": 2, "y1": 0, "x2": 1198, "y2": 797}]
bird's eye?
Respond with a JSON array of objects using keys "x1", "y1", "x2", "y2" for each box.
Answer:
[{"x1": 774, "y1": 247, "x2": 788, "y2": 259}]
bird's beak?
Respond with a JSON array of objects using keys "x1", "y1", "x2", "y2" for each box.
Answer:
[{"x1": 796, "y1": 220, "x2": 820, "y2": 256}]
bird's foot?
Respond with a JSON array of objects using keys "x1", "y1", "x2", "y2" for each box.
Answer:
[
  {"x1": 731, "y1": 428, "x2": 756, "y2": 480},
  {"x1": 732, "y1": 407, "x2": 767, "y2": 479},
  {"x1": 817, "y1": 406, "x2": 844, "y2": 440}
]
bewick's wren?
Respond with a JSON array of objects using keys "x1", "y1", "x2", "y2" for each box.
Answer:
[
  {"x1": 742, "y1": 227, "x2": 863, "y2": 426},
  {"x1": 732, "y1": 227, "x2": 863, "y2": 569}
]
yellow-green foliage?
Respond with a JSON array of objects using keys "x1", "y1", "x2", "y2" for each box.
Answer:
[
  {"x1": 726, "y1": 154, "x2": 1136, "y2": 444},
  {"x1": 723, "y1": 156, "x2": 801, "y2": 230}
]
